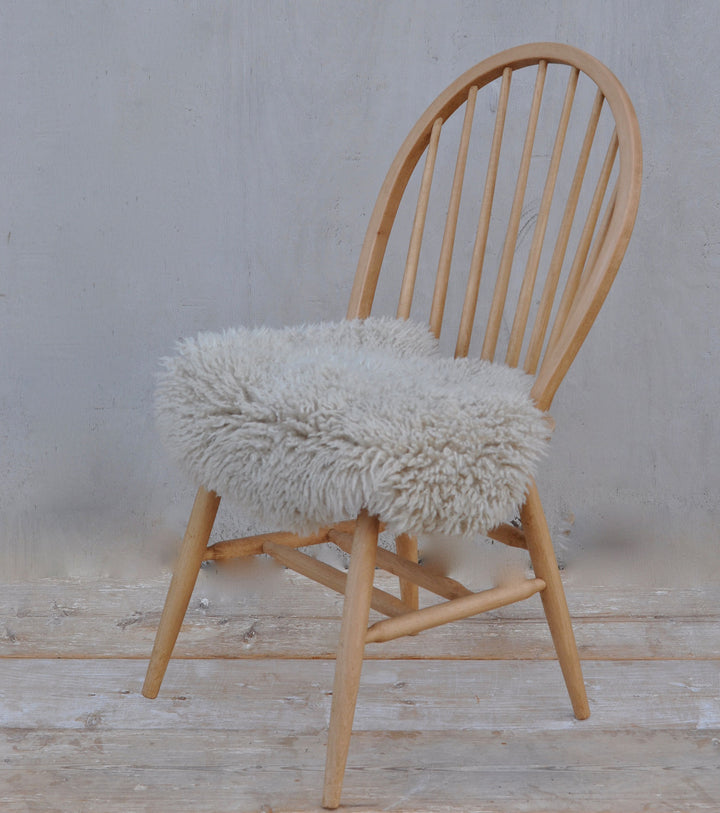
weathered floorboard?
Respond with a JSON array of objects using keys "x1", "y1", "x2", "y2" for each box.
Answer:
[
  {"x1": 2, "y1": 576, "x2": 719, "y2": 620},
  {"x1": 0, "y1": 659, "x2": 718, "y2": 732},
  {"x1": 1, "y1": 579, "x2": 719, "y2": 811},
  {"x1": 2, "y1": 730, "x2": 719, "y2": 812},
  {"x1": 0, "y1": 660, "x2": 718, "y2": 812},
  {"x1": 2, "y1": 578, "x2": 719, "y2": 661}
]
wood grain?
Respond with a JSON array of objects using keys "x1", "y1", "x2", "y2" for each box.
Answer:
[
  {"x1": 2, "y1": 578, "x2": 719, "y2": 661},
  {"x1": 365, "y1": 578, "x2": 546, "y2": 644},
  {"x1": 1, "y1": 580, "x2": 718, "y2": 811},
  {"x1": 1, "y1": 659, "x2": 718, "y2": 732},
  {"x1": 4, "y1": 577, "x2": 717, "y2": 619},
  {"x1": 2, "y1": 729, "x2": 718, "y2": 812}
]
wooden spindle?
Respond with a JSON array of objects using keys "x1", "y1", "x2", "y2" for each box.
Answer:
[
  {"x1": 143, "y1": 487, "x2": 220, "y2": 699},
  {"x1": 455, "y1": 67, "x2": 512, "y2": 358},
  {"x1": 204, "y1": 530, "x2": 328, "y2": 560},
  {"x1": 397, "y1": 118, "x2": 443, "y2": 319},
  {"x1": 505, "y1": 67, "x2": 579, "y2": 367},
  {"x1": 486, "y1": 522, "x2": 528, "y2": 549},
  {"x1": 329, "y1": 529, "x2": 473, "y2": 601},
  {"x1": 481, "y1": 60, "x2": 547, "y2": 361},
  {"x1": 545, "y1": 129, "x2": 618, "y2": 358},
  {"x1": 323, "y1": 510, "x2": 380, "y2": 808},
  {"x1": 524, "y1": 88, "x2": 604, "y2": 374},
  {"x1": 576, "y1": 183, "x2": 617, "y2": 299},
  {"x1": 521, "y1": 482, "x2": 590, "y2": 720},
  {"x1": 262, "y1": 542, "x2": 409, "y2": 618},
  {"x1": 203, "y1": 519, "x2": 361, "y2": 560},
  {"x1": 394, "y1": 532, "x2": 420, "y2": 609},
  {"x1": 429, "y1": 86, "x2": 478, "y2": 338},
  {"x1": 365, "y1": 578, "x2": 546, "y2": 644}
]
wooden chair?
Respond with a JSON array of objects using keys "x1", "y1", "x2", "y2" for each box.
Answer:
[{"x1": 143, "y1": 43, "x2": 642, "y2": 808}]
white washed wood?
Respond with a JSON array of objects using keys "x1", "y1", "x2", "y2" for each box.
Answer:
[
  {"x1": 2, "y1": 579, "x2": 719, "y2": 660},
  {"x1": 2, "y1": 730, "x2": 718, "y2": 812},
  {"x1": 1, "y1": 660, "x2": 718, "y2": 732},
  {"x1": 5, "y1": 612, "x2": 720, "y2": 661},
  {"x1": 3, "y1": 577, "x2": 718, "y2": 619}
]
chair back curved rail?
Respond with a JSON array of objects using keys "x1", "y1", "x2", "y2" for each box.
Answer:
[{"x1": 348, "y1": 42, "x2": 642, "y2": 411}]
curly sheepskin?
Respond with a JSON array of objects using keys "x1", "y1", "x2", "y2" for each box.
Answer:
[{"x1": 156, "y1": 317, "x2": 550, "y2": 537}]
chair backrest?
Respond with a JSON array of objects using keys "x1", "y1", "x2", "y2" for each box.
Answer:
[{"x1": 347, "y1": 43, "x2": 642, "y2": 411}]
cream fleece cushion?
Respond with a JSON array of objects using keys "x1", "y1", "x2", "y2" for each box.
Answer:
[{"x1": 156, "y1": 317, "x2": 549, "y2": 536}]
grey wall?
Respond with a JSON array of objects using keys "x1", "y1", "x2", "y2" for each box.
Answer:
[{"x1": 1, "y1": 1, "x2": 718, "y2": 582}]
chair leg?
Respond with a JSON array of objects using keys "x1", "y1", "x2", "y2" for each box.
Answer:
[
  {"x1": 322, "y1": 509, "x2": 379, "y2": 809},
  {"x1": 142, "y1": 486, "x2": 221, "y2": 699},
  {"x1": 521, "y1": 481, "x2": 590, "y2": 720},
  {"x1": 395, "y1": 532, "x2": 419, "y2": 610}
]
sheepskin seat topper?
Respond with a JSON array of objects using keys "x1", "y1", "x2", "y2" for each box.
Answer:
[{"x1": 156, "y1": 316, "x2": 550, "y2": 537}]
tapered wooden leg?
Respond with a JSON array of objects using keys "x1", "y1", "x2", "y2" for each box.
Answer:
[
  {"x1": 521, "y1": 481, "x2": 590, "y2": 720},
  {"x1": 142, "y1": 487, "x2": 221, "y2": 699},
  {"x1": 395, "y1": 533, "x2": 419, "y2": 610},
  {"x1": 322, "y1": 509, "x2": 379, "y2": 809}
]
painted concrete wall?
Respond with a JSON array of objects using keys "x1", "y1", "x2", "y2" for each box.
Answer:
[{"x1": 1, "y1": 1, "x2": 718, "y2": 582}]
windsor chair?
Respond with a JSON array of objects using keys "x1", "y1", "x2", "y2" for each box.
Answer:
[{"x1": 143, "y1": 43, "x2": 642, "y2": 808}]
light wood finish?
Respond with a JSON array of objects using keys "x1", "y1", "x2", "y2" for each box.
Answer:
[
  {"x1": 142, "y1": 487, "x2": 220, "y2": 699},
  {"x1": 145, "y1": 43, "x2": 642, "y2": 808},
  {"x1": 203, "y1": 519, "x2": 360, "y2": 561},
  {"x1": 394, "y1": 532, "x2": 420, "y2": 609},
  {"x1": 486, "y1": 522, "x2": 528, "y2": 549},
  {"x1": 262, "y1": 540, "x2": 408, "y2": 619},
  {"x1": 505, "y1": 67, "x2": 578, "y2": 367},
  {"x1": 429, "y1": 86, "x2": 478, "y2": 337},
  {"x1": 398, "y1": 117, "x2": 442, "y2": 319},
  {"x1": 578, "y1": 182, "x2": 618, "y2": 301},
  {"x1": 4, "y1": 647, "x2": 718, "y2": 812},
  {"x1": 524, "y1": 87, "x2": 605, "y2": 374},
  {"x1": 329, "y1": 529, "x2": 472, "y2": 600},
  {"x1": 347, "y1": 42, "x2": 642, "y2": 413},
  {"x1": 323, "y1": 510, "x2": 379, "y2": 809},
  {"x1": 544, "y1": 131, "x2": 619, "y2": 363},
  {"x1": 365, "y1": 578, "x2": 546, "y2": 644},
  {"x1": 481, "y1": 60, "x2": 547, "y2": 361},
  {"x1": 522, "y1": 480, "x2": 590, "y2": 720},
  {"x1": 455, "y1": 66, "x2": 512, "y2": 358},
  {"x1": 532, "y1": 136, "x2": 637, "y2": 411},
  {"x1": 204, "y1": 529, "x2": 328, "y2": 560}
]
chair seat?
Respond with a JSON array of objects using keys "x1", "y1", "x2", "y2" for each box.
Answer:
[{"x1": 156, "y1": 317, "x2": 549, "y2": 537}]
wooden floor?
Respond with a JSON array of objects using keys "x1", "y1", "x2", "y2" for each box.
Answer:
[{"x1": 1, "y1": 565, "x2": 718, "y2": 812}]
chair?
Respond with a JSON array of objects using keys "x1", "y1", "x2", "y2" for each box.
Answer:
[{"x1": 142, "y1": 42, "x2": 642, "y2": 808}]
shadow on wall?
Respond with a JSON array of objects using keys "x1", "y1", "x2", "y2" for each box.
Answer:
[{"x1": 3, "y1": 488, "x2": 716, "y2": 590}]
